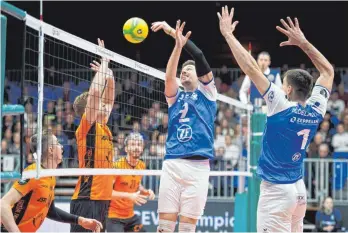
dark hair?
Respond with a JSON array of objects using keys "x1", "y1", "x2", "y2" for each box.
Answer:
[
  {"x1": 284, "y1": 69, "x2": 313, "y2": 101},
  {"x1": 182, "y1": 60, "x2": 195, "y2": 69},
  {"x1": 257, "y1": 51, "x2": 271, "y2": 60}
]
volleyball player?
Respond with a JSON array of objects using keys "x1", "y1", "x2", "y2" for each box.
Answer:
[
  {"x1": 151, "y1": 20, "x2": 217, "y2": 232},
  {"x1": 239, "y1": 51, "x2": 282, "y2": 105},
  {"x1": 218, "y1": 6, "x2": 334, "y2": 232},
  {"x1": 70, "y1": 38, "x2": 115, "y2": 232},
  {"x1": 0, "y1": 131, "x2": 102, "y2": 232},
  {"x1": 106, "y1": 132, "x2": 155, "y2": 232}
]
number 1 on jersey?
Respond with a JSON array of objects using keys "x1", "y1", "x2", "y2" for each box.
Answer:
[{"x1": 297, "y1": 129, "x2": 310, "y2": 150}]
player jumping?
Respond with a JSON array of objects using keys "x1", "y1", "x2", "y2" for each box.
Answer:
[
  {"x1": 151, "y1": 20, "x2": 217, "y2": 232},
  {"x1": 71, "y1": 38, "x2": 115, "y2": 232},
  {"x1": 218, "y1": 6, "x2": 334, "y2": 232},
  {"x1": 106, "y1": 132, "x2": 155, "y2": 232},
  {"x1": 0, "y1": 131, "x2": 102, "y2": 232}
]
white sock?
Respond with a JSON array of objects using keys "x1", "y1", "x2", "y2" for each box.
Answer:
[
  {"x1": 157, "y1": 219, "x2": 176, "y2": 233},
  {"x1": 179, "y1": 222, "x2": 196, "y2": 233}
]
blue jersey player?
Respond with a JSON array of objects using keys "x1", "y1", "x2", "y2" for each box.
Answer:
[
  {"x1": 151, "y1": 20, "x2": 217, "y2": 232},
  {"x1": 218, "y1": 6, "x2": 334, "y2": 232}
]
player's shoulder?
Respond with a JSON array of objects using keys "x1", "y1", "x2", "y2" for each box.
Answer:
[
  {"x1": 113, "y1": 157, "x2": 126, "y2": 169},
  {"x1": 137, "y1": 160, "x2": 146, "y2": 170}
]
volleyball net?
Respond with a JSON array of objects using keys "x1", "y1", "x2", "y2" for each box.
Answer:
[{"x1": 1, "y1": 2, "x2": 253, "y2": 185}]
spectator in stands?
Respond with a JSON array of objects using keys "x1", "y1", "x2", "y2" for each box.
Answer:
[
  {"x1": 318, "y1": 120, "x2": 333, "y2": 144},
  {"x1": 214, "y1": 125, "x2": 225, "y2": 149},
  {"x1": 223, "y1": 135, "x2": 240, "y2": 168},
  {"x1": 315, "y1": 196, "x2": 343, "y2": 232},
  {"x1": 55, "y1": 98, "x2": 64, "y2": 112},
  {"x1": 319, "y1": 143, "x2": 331, "y2": 159},
  {"x1": 1, "y1": 139, "x2": 9, "y2": 155},
  {"x1": 148, "y1": 108, "x2": 159, "y2": 129},
  {"x1": 343, "y1": 114, "x2": 348, "y2": 132},
  {"x1": 12, "y1": 122, "x2": 21, "y2": 134},
  {"x1": 342, "y1": 69, "x2": 348, "y2": 93},
  {"x1": 221, "y1": 119, "x2": 234, "y2": 136},
  {"x1": 55, "y1": 124, "x2": 70, "y2": 167},
  {"x1": 55, "y1": 110, "x2": 64, "y2": 125},
  {"x1": 3, "y1": 128, "x2": 13, "y2": 145},
  {"x1": 63, "y1": 113, "x2": 77, "y2": 140},
  {"x1": 332, "y1": 123, "x2": 348, "y2": 152},
  {"x1": 64, "y1": 101, "x2": 73, "y2": 116},
  {"x1": 327, "y1": 91, "x2": 346, "y2": 117},
  {"x1": 62, "y1": 80, "x2": 71, "y2": 102},
  {"x1": 3, "y1": 116, "x2": 14, "y2": 130},
  {"x1": 140, "y1": 114, "x2": 150, "y2": 141},
  {"x1": 307, "y1": 133, "x2": 323, "y2": 158},
  {"x1": 148, "y1": 144, "x2": 157, "y2": 157},
  {"x1": 152, "y1": 101, "x2": 164, "y2": 121},
  {"x1": 115, "y1": 132, "x2": 126, "y2": 156},
  {"x1": 156, "y1": 113, "x2": 168, "y2": 134},
  {"x1": 8, "y1": 132, "x2": 21, "y2": 155},
  {"x1": 156, "y1": 134, "x2": 166, "y2": 157}
]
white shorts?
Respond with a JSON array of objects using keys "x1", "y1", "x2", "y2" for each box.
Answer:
[
  {"x1": 157, "y1": 159, "x2": 210, "y2": 219},
  {"x1": 257, "y1": 179, "x2": 307, "y2": 233}
]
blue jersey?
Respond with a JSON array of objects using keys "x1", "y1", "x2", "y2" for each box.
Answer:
[
  {"x1": 257, "y1": 83, "x2": 330, "y2": 184},
  {"x1": 165, "y1": 79, "x2": 217, "y2": 160},
  {"x1": 250, "y1": 68, "x2": 281, "y2": 104}
]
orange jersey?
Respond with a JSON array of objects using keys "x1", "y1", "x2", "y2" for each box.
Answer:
[
  {"x1": 108, "y1": 157, "x2": 146, "y2": 219},
  {"x1": 72, "y1": 113, "x2": 114, "y2": 200},
  {"x1": 10, "y1": 163, "x2": 55, "y2": 232}
]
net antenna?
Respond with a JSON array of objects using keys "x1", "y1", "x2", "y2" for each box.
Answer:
[
  {"x1": 4, "y1": 2, "x2": 253, "y2": 179},
  {"x1": 35, "y1": 0, "x2": 44, "y2": 179}
]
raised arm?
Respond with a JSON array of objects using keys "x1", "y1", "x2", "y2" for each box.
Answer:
[
  {"x1": 276, "y1": 17, "x2": 334, "y2": 91},
  {"x1": 163, "y1": 20, "x2": 192, "y2": 98},
  {"x1": 152, "y1": 21, "x2": 213, "y2": 83},
  {"x1": 217, "y1": 6, "x2": 270, "y2": 95},
  {"x1": 86, "y1": 38, "x2": 112, "y2": 123}
]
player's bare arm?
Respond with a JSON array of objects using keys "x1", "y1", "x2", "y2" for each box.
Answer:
[
  {"x1": 139, "y1": 184, "x2": 155, "y2": 200},
  {"x1": 86, "y1": 38, "x2": 112, "y2": 123},
  {"x1": 90, "y1": 56, "x2": 115, "y2": 120},
  {"x1": 0, "y1": 188, "x2": 24, "y2": 232},
  {"x1": 152, "y1": 21, "x2": 213, "y2": 83},
  {"x1": 163, "y1": 20, "x2": 191, "y2": 97},
  {"x1": 111, "y1": 190, "x2": 148, "y2": 206},
  {"x1": 276, "y1": 17, "x2": 334, "y2": 91},
  {"x1": 218, "y1": 6, "x2": 270, "y2": 95}
]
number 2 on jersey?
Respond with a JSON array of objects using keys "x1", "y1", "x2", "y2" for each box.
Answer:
[
  {"x1": 297, "y1": 129, "x2": 311, "y2": 150},
  {"x1": 179, "y1": 103, "x2": 188, "y2": 119}
]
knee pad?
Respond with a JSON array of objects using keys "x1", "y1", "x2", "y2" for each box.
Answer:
[
  {"x1": 179, "y1": 222, "x2": 196, "y2": 233},
  {"x1": 157, "y1": 219, "x2": 176, "y2": 233}
]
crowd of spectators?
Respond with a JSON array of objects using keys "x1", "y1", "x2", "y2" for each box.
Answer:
[{"x1": 1, "y1": 65, "x2": 348, "y2": 178}]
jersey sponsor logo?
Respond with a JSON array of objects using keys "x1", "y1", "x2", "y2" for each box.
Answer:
[
  {"x1": 121, "y1": 181, "x2": 128, "y2": 186},
  {"x1": 268, "y1": 74, "x2": 275, "y2": 82},
  {"x1": 177, "y1": 124, "x2": 192, "y2": 142},
  {"x1": 292, "y1": 152, "x2": 301, "y2": 162},
  {"x1": 268, "y1": 91, "x2": 275, "y2": 103},
  {"x1": 37, "y1": 197, "x2": 47, "y2": 203},
  {"x1": 320, "y1": 89, "x2": 328, "y2": 98},
  {"x1": 289, "y1": 117, "x2": 319, "y2": 124}
]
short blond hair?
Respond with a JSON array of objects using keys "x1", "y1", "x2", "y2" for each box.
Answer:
[{"x1": 73, "y1": 92, "x2": 89, "y2": 117}]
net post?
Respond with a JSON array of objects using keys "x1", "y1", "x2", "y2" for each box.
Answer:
[
  {"x1": 20, "y1": 18, "x2": 27, "y2": 177},
  {"x1": 36, "y1": 3, "x2": 44, "y2": 179},
  {"x1": 247, "y1": 112, "x2": 266, "y2": 232},
  {"x1": 0, "y1": 14, "x2": 7, "y2": 142}
]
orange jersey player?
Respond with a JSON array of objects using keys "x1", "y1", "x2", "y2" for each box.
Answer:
[
  {"x1": 71, "y1": 38, "x2": 115, "y2": 232},
  {"x1": 0, "y1": 132, "x2": 102, "y2": 232},
  {"x1": 107, "y1": 133, "x2": 155, "y2": 232}
]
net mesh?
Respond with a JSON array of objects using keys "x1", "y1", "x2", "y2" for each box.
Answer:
[{"x1": 5, "y1": 14, "x2": 252, "y2": 198}]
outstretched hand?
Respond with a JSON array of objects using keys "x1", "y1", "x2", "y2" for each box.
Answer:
[
  {"x1": 217, "y1": 6, "x2": 239, "y2": 37},
  {"x1": 276, "y1": 17, "x2": 307, "y2": 47},
  {"x1": 151, "y1": 21, "x2": 173, "y2": 35},
  {"x1": 174, "y1": 20, "x2": 191, "y2": 48}
]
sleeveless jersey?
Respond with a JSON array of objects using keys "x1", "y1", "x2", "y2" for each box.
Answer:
[
  {"x1": 165, "y1": 79, "x2": 217, "y2": 160},
  {"x1": 257, "y1": 83, "x2": 330, "y2": 184}
]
